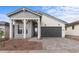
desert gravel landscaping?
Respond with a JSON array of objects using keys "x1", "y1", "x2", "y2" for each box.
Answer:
[{"x1": 0, "y1": 39, "x2": 42, "y2": 50}]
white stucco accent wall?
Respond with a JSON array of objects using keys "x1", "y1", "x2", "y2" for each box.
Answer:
[{"x1": 41, "y1": 15, "x2": 65, "y2": 37}]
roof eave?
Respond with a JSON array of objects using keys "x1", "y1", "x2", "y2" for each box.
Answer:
[{"x1": 7, "y1": 8, "x2": 42, "y2": 17}]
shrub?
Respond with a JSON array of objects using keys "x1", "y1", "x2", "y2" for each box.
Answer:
[
  {"x1": 0, "y1": 42, "x2": 5, "y2": 48},
  {"x1": 0, "y1": 30, "x2": 4, "y2": 38}
]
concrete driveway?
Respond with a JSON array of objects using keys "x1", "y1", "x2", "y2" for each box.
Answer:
[
  {"x1": 30, "y1": 38, "x2": 79, "y2": 53},
  {"x1": 41, "y1": 38, "x2": 79, "y2": 52}
]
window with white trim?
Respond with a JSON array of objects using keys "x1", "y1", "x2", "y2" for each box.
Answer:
[{"x1": 17, "y1": 24, "x2": 23, "y2": 34}]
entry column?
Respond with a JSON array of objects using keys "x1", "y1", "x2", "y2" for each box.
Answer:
[
  {"x1": 10, "y1": 19, "x2": 13, "y2": 39},
  {"x1": 37, "y1": 19, "x2": 41, "y2": 39},
  {"x1": 23, "y1": 19, "x2": 27, "y2": 39}
]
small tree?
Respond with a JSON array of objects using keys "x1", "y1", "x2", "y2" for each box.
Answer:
[{"x1": 0, "y1": 30, "x2": 4, "y2": 38}]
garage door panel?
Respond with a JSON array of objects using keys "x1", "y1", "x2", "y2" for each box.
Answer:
[{"x1": 41, "y1": 27, "x2": 62, "y2": 37}]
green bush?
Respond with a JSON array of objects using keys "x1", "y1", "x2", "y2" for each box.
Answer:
[
  {"x1": 0, "y1": 42, "x2": 5, "y2": 48},
  {"x1": 0, "y1": 30, "x2": 4, "y2": 38}
]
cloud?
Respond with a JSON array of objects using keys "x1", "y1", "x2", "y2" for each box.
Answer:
[
  {"x1": 59, "y1": 15, "x2": 79, "y2": 23},
  {"x1": 41, "y1": 6, "x2": 79, "y2": 23},
  {"x1": 0, "y1": 14, "x2": 9, "y2": 22}
]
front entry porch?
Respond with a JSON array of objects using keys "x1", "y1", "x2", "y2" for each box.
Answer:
[{"x1": 9, "y1": 18, "x2": 41, "y2": 39}]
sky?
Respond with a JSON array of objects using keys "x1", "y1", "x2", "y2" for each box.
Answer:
[{"x1": 0, "y1": 6, "x2": 79, "y2": 23}]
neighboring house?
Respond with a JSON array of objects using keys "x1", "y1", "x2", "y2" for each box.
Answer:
[
  {"x1": 0, "y1": 21, "x2": 9, "y2": 38},
  {"x1": 8, "y1": 8, "x2": 66, "y2": 39},
  {"x1": 66, "y1": 21, "x2": 79, "y2": 37}
]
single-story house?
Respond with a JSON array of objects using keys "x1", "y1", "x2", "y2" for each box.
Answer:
[
  {"x1": 8, "y1": 8, "x2": 66, "y2": 39},
  {"x1": 65, "y1": 20, "x2": 79, "y2": 37},
  {"x1": 0, "y1": 21, "x2": 9, "y2": 38}
]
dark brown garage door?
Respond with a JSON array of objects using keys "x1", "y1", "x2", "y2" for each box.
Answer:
[{"x1": 41, "y1": 27, "x2": 62, "y2": 37}]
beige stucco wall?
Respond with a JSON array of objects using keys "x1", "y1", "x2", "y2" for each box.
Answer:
[
  {"x1": 66, "y1": 24, "x2": 79, "y2": 36},
  {"x1": 41, "y1": 15, "x2": 65, "y2": 37}
]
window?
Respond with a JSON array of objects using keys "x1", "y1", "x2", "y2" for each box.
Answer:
[
  {"x1": 18, "y1": 29, "x2": 22, "y2": 34},
  {"x1": 18, "y1": 24, "x2": 22, "y2": 34},
  {"x1": 65, "y1": 27, "x2": 67, "y2": 30},
  {"x1": 26, "y1": 29, "x2": 28, "y2": 34},
  {"x1": 72, "y1": 25, "x2": 74, "y2": 30}
]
